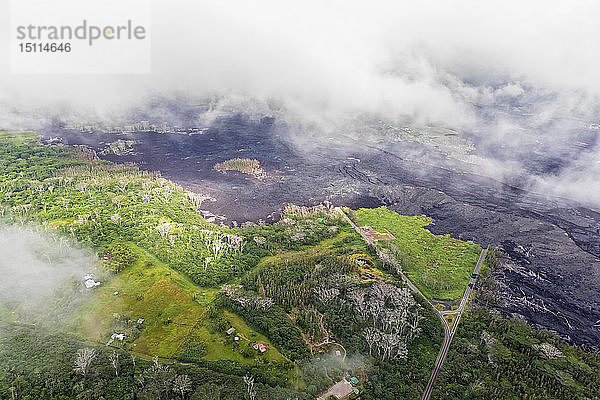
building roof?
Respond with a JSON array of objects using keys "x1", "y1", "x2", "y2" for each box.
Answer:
[
  {"x1": 317, "y1": 379, "x2": 353, "y2": 400},
  {"x1": 84, "y1": 278, "x2": 101, "y2": 289}
]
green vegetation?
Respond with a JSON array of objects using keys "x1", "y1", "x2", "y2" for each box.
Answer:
[
  {"x1": 214, "y1": 158, "x2": 265, "y2": 178},
  {"x1": 0, "y1": 134, "x2": 467, "y2": 399},
  {"x1": 3, "y1": 133, "x2": 597, "y2": 400},
  {"x1": 237, "y1": 218, "x2": 444, "y2": 398},
  {"x1": 350, "y1": 206, "x2": 481, "y2": 300},
  {"x1": 0, "y1": 323, "x2": 309, "y2": 400},
  {"x1": 64, "y1": 241, "x2": 297, "y2": 387},
  {"x1": 432, "y1": 256, "x2": 600, "y2": 399},
  {"x1": 432, "y1": 307, "x2": 600, "y2": 400},
  {"x1": 0, "y1": 134, "x2": 303, "y2": 398},
  {"x1": 0, "y1": 133, "x2": 254, "y2": 288}
]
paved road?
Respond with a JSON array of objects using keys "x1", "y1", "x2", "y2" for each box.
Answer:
[
  {"x1": 421, "y1": 246, "x2": 488, "y2": 400},
  {"x1": 335, "y1": 207, "x2": 488, "y2": 400}
]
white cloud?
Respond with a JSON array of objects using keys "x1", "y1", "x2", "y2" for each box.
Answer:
[
  {"x1": 0, "y1": 0, "x2": 597, "y2": 124},
  {"x1": 495, "y1": 84, "x2": 525, "y2": 99},
  {"x1": 0, "y1": 0, "x2": 599, "y2": 206}
]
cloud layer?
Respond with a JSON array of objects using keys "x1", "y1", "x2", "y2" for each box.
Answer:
[
  {"x1": 0, "y1": 0, "x2": 599, "y2": 205},
  {"x1": 1, "y1": 1, "x2": 598, "y2": 121},
  {"x1": 0, "y1": 226, "x2": 100, "y2": 327}
]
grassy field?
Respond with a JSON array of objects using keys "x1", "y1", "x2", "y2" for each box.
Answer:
[
  {"x1": 0, "y1": 131, "x2": 34, "y2": 138},
  {"x1": 214, "y1": 158, "x2": 265, "y2": 178},
  {"x1": 69, "y1": 243, "x2": 288, "y2": 366},
  {"x1": 351, "y1": 206, "x2": 481, "y2": 301}
]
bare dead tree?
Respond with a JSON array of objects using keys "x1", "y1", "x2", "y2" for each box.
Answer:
[
  {"x1": 348, "y1": 289, "x2": 369, "y2": 320},
  {"x1": 393, "y1": 339, "x2": 408, "y2": 360},
  {"x1": 244, "y1": 375, "x2": 257, "y2": 400},
  {"x1": 352, "y1": 281, "x2": 422, "y2": 361},
  {"x1": 74, "y1": 348, "x2": 96, "y2": 376},
  {"x1": 138, "y1": 357, "x2": 176, "y2": 399},
  {"x1": 211, "y1": 236, "x2": 226, "y2": 258},
  {"x1": 161, "y1": 187, "x2": 173, "y2": 202},
  {"x1": 156, "y1": 222, "x2": 172, "y2": 238},
  {"x1": 185, "y1": 191, "x2": 213, "y2": 208},
  {"x1": 533, "y1": 343, "x2": 564, "y2": 359},
  {"x1": 117, "y1": 180, "x2": 127, "y2": 193},
  {"x1": 314, "y1": 286, "x2": 339, "y2": 304},
  {"x1": 172, "y1": 374, "x2": 191, "y2": 400},
  {"x1": 111, "y1": 213, "x2": 122, "y2": 225},
  {"x1": 110, "y1": 352, "x2": 119, "y2": 376},
  {"x1": 204, "y1": 257, "x2": 212, "y2": 271},
  {"x1": 363, "y1": 327, "x2": 379, "y2": 356},
  {"x1": 226, "y1": 234, "x2": 245, "y2": 252},
  {"x1": 406, "y1": 308, "x2": 423, "y2": 340}
]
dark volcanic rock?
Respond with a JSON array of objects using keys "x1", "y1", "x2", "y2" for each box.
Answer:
[{"x1": 39, "y1": 113, "x2": 600, "y2": 350}]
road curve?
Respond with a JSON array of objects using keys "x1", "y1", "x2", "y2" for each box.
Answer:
[{"x1": 335, "y1": 207, "x2": 488, "y2": 400}]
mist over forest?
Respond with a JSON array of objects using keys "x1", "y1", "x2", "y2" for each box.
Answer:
[{"x1": 0, "y1": 225, "x2": 100, "y2": 327}]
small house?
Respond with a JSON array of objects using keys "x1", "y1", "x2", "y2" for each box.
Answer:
[
  {"x1": 107, "y1": 333, "x2": 125, "y2": 346},
  {"x1": 350, "y1": 377, "x2": 359, "y2": 385},
  {"x1": 84, "y1": 278, "x2": 101, "y2": 289},
  {"x1": 253, "y1": 343, "x2": 266, "y2": 352},
  {"x1": 226, "y1": 327, "x2": 236, "y2": 335}
]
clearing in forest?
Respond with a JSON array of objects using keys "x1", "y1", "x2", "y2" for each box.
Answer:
[
  {"x1": 69, "y1": 244, "x2": 287, "y2": 365},
  {"x1": 351, "y1": 206, "x2": 481, "y2": 301}
]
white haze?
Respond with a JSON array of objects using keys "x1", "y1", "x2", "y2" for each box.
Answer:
[
  {"x1": 0, "y1": 225, "x2": 101, "y2": 327},
  {"x1": 0, "y1": 0, "x2": 599, "y2": 206}
]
